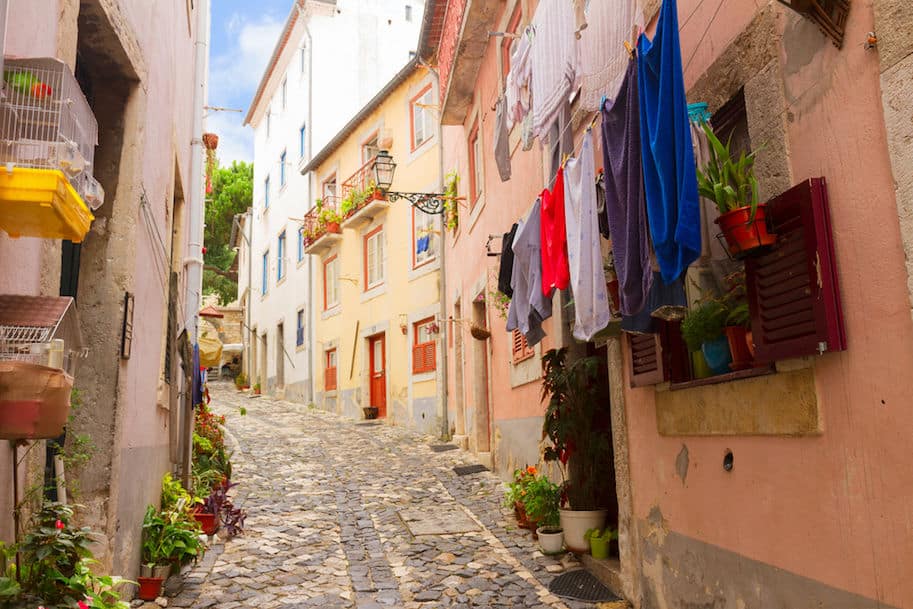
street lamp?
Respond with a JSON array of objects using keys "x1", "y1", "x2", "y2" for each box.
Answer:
[{"x1": 372, "y1": 150, "x2": 448, "y2": 215}]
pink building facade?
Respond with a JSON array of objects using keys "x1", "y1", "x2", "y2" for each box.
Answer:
[{"x1": 426, "y1": 0, "x2": 913, "y2": 607}]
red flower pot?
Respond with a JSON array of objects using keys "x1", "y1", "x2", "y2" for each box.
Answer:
[
  {"x1": 325, "y1": 221, "x2": 341, "y2": 233},
  {"x1": 725, "y1": 326, "x2": 753, "y2": 371},
  {"x1": 193, "y1": 511, "x2": 219, "y2": 535},
  {"x1": 137, "y1": 576, "x2": 163, "y2": 601},
  {"x1": 716, "y1": 203, "x2": 776, "y2": 256}
]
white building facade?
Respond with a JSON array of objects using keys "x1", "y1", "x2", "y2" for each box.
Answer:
[{"x1": 242, "y1": 0, "x2": 424, "y2": 400}]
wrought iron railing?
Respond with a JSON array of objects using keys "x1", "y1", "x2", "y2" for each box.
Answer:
[{"x1": 302, "y1": 195, "x2": 342, "y2": 246}]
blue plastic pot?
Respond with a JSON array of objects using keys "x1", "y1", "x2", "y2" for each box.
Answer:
[{"x1": 702, "y1": 337, "x2": 732, "y2": 375}]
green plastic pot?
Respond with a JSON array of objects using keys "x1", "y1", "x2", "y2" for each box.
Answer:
[
  {"x1": 691, "y1": 350, "x2": 713, "y2": 379},
  {"x1": 589, "y1": 535, "x2": 610, "y2": 559}
]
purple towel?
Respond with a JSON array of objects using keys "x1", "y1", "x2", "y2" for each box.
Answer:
[{"x1": 601, "y1": 59, "x2": 653, "y2": 316}]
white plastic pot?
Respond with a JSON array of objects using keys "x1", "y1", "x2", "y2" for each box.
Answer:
[
  {"x1": 537, "y1": 526, "x2": 564, "y2": 555},
  {"x1": 559, "y1": 508, "x2": 608, "y2": 553}
]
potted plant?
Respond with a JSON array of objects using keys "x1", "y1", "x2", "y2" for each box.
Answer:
[
  {"x1": 697, "y1": 122, "x2": 775, "y2": 256},
  {"x1": 139, "y1": 506, "x2": 170, "y2": 601},
  {"x1": 681, "y1": 301, "x2": 731, "y2": 376},
  {"x1": 584, "y1": 528, "x2": 618, "y2": 560},
  {"x1": 504, "y1": 466, "x2": 538, "y2": 531},
  {"x1": 524, "y1": 475, "x2": 564, "y2": 554},
  {"x1": 724, "y1": 303, "x2": 753, "y2": 371},
  {"x1": 252, "y1": 381, "x2": 261, "y2": 395},
  {"x1": 363, "y1": 406, "x2": 379, "y2": 419},
  {"x1": 318, "y1": 207, "x2": 342, "y2": 233},
  {"x1": 541, "y1": 349, "x2": 613, "y2": 554},
  {"x1": 234, "y1": 372, "x2": 249, "y2": 390}
]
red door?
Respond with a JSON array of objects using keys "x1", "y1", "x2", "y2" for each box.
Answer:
[{"x1": 369, "y1": 334, "x2": 386, "y2": 417}]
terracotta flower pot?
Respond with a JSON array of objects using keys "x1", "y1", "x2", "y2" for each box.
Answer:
[
  {"x1": 716, "y1": 203, "x2": 776, "y2": 256},
  {"x1": 193, "y1": 511, "x2": 219, "y2": 535},
  {"x1": 325, "y1": 221, "x2": 341, "y2": 234},
  {"x1": 137, "y1": 576, "x2": 164, "y2": 601},
  {"x1": 724, "y1": 326, "x2": 753, "y2": 371}
]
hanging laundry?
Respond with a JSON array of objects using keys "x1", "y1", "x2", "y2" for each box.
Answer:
[
  {"x1": 564, "y1": 132, "x2": 612, "y2": 341},
  {"x1": 493, "y1": 97, "x2": 512, "y2": 182},
  {"x1": 547, "y1": 102, "x2": 574, "y2": 188},
  {"x1": 505, "y1": 28, "x2": 532, "y2": 130},
  {"x1": 573, "y1": 0, "x2": 588, "y2": 35},
  {"x1": 529, "y1": 0, "x2": 577, "y2": 139},
  {"x1": 688, "y1": 107, "x2": 729, "y2": 264},
  {"x1": 498, "y1": 222, "x2": 519, "y2": 297},
  {"x1": 578, "y1": 0, "x2": 643, "y2": 111},
  {"x1": 507, "y1": 200, "x2": 552, "y2": 346},
  {"x1": 595, "y1": 172, "x2": 610, "y2": 239},
  {"x1": 601, "y1": 59, "x2": 653, "y2": 316},
  {"x1": 637, "y1": 0, "x2": 701, "y2": 283},
  {"x1": 621, "y1": 271, "x2": 686, "y2": 334},
  {"x1": 540, "y1": 168, "x2": 570, "y2": 297}
]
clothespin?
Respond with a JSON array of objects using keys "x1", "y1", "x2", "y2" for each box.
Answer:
[
  {"x1": 561, "y1": 153, "x2": 570, "y2": 168},
  {"x1": 588, "y1": 112, "x2": 599, "y2": 130},
  {"x1": 623, "y1": 40, "x2": 635, "y2": 58},
  {"x1": 600, "y1": 95, "x2": 608, "y2": 111}
]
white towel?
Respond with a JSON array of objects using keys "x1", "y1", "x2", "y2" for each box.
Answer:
[
  {"x1": 530, "y1": 0, "x2": 577, "y2": 139},
  {"x1": 505, "y1": 30, "x2": 531, "y2": 130},
  {"x1": 564, "y1": 131, "x2": 611, "y2": 341},
  {"x1": 578, "y1": 0, "x2": 643, "y2": 111}
]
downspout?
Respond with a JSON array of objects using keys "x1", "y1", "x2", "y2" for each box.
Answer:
[
  {"x1": 181, "y1": 0, "x2": 209, "y2": 487},
  {"x1": 304, "y1": 20, "x2": 315, "y2": 403},
  {"x1": 246, "y1": 209, "x2": 253, "y2": 381},
  {"x1": 419, "y1": 57, "x2": 450, "y2": 441}
]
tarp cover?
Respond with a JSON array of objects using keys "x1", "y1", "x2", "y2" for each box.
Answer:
[{"x1": 198, "y1": 335, "x2": 223, "y2": 368}]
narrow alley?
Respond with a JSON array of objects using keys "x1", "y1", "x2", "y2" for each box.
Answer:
[{"x1": 171, "y1": 383, "x2": 595, "y2": 609}]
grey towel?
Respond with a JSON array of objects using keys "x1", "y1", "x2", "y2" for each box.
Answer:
[{"x1": 494, "y1": 97, "x2": 512, "y2": 182}]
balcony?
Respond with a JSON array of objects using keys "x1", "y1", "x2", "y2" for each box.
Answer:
[
  {"x1": 339, "y1": 156, "x2": 388, "y2": 229},
  {"x1": 303, "y1": 196, "x2": 344, "y2": 255}
]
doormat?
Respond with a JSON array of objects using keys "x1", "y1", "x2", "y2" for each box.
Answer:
[
  {"x1": 356, "y1": 421, "x2": 381, "y2": 426},
  {"x1": 430, "y1": 444, "x2": 459, "y2": 452},
  {"x1": 453, "y1": 464, "x2": 489, "y2": 476},
  {"x1": 548, "y1": 570, "x2": 620, "y2": 603}
]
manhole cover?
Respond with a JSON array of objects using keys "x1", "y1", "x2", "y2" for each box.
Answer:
[
  {"x1": 453, "y1": 464, "x2": 489, "y2": 476},
  {"x1": 399, "y1": 507, "x2": 481, "y2": 535},
  {"x1": 430, "y1": 444, "x2": 458, "y2": 452},
  {"x1": 548, "y1": 569, "x2": 620, "y2": 602}
]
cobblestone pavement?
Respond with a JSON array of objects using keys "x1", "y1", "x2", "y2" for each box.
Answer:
[{"x1": 167, "y1": 382, "x2": 600, "y2": 609}]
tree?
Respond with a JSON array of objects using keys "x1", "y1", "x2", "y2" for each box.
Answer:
[{"x1": 203, "y1": 161, "x2": 253, "y2": 304}]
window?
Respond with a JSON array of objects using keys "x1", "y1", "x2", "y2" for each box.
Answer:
[
  {"x1": 323, "y1": 254, "x2": 339, "y2": 309},
  {"x1": 261, "y1": 251, "x2": 269, "y2": 295},
  {"x1": 362, "y1": 132, "x2": 379, "y2": 164},
  {"x1": 297, "y1": 227, "x2": 304, "y2": 262},
  {"x1": 264, "y1": 175, "x2": 270, "y2": 208},
  {"x1": 325, "y1": 349, "x2": 337, "y2": 391},
  {"x1": 405, "y1": 4, "x2": 413, "y2": 21},
  {"x1": 279, "y1": 150, "x2": 287, "y2": 188},
  {"x1": 296, "y1": 309, "x2": 305, "y2": 346},
  {"x1": 413, "y1": 208, "x2": 436, "y2": 267},
  {"x1": 413, "y1": 318, "x2": 437, "y2": 373},
  {"x1": 299, "y1": 124, "x2": 306, "y2": 159},
  {"x1": 364, "y1": 226, "x2": 384, "y2": 289},
  {"x1": 501, "y1": 3, "x2": 522, "y2": 81},
  {"x1": 281, "y1": 78, "x2": 287, "y2": 110},
  {"x1": 322, "y1": 174, "x2": 337, "y2": 199},
  {"x1": 410, "y1": 85, "x2": 434, "y2": 150},
  {"x1": 277, "y1": 231, "x2": 286, "y2": 280},
  {"x1": 511, "y1": 329, "x2": 535, "y2": 363},
  {"x1": 468, "y1": 121, "x2": 482, "y2": 207}
]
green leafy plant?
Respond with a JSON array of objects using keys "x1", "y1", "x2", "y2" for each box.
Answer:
[
  {"x1": 584, "y1": 528, "x2": 618, "y2": 542},
  {"x1": 696, "y1": 122, "x2": 761, "y2": 220},
  {"x1": 680, "y1": 301, "x2": 728, "y2": 352},
  {"x1": 253, "y1": 382, "x2": 261, "y2": 392},
  {"x1": 317, "y1": 206, "x2": 341, "y2": 226},
  {"x1": 443, "y1": 170, "x2": 460, "y2": 232},
  {"x1": 541, "y1": 349, "x2": 613, "y2": 511},
  {"x1": 523, "y1": 475, "x2": 561, "y2": 528},
  {"x1": 726, "y1": 302, "x2": 750, "y2": 328},
  {"x1": 142, "y1": 504, "x2": 203, "y2": 567},
  {"x1": 161, "y1": 473, "x2": 198, "y2": 513},
  {"x1": 234, "y1": 372, "x2": 248, "y2": 388},
  {"x1": 504, "y1": 466, "x2": 538, "y2": 508}
]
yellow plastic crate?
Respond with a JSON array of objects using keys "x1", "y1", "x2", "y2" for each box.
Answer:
[{"x1": 0, "y1": 168, "x2": 94, "y2": 242}]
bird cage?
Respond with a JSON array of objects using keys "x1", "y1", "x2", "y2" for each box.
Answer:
[
  {"x1": 0, "y1": 294, "x2": 85, "y2": 375},
  {"x1": 0, "y1": 56, "x2": 103, "y2": 209}
]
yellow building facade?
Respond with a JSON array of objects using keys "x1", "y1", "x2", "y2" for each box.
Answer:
[{"x1": 301, "y1": 62, "x2": 443, "y2": 434}]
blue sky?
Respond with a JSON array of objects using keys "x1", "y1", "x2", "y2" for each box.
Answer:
[{"x1": 208, "y1": 0, "x2": 290, "y2": 165}]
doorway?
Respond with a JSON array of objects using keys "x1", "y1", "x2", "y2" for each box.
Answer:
[
  {"x1": 368, "y1": 333, "x2": 386, "y2": 418},
  {"x1": 471, "y1": 300, "x2": 491, "y2": 454},
  {"x1": 276, "y1": 322, "x2": 285, "y2": 389}
]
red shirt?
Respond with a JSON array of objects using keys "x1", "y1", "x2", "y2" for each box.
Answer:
[{"x1": 540, "y1": 167, "x2": 570, "y2": 296}]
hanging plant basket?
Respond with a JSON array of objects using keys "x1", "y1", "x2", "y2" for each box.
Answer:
[
  {"x1": 715, "y1": 203, "x2": 776, "y2": 257},
  {"x1": 202, "y1": 132, "x2": 219, "y2": 151},
  {"x1": 470, "y1": 323, "x2": 491, "y2": 341}
]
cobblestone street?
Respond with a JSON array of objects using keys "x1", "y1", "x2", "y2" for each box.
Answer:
[{"x1": 170, "y1": 383, "x2": 596, "y2": 609}]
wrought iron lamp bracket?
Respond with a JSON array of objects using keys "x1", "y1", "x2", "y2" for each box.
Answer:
[{"x1": 384, "y1": 191, "x2": 449, "y2": 215}]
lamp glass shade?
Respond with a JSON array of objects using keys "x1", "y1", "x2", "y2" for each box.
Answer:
[{"x1": 373, "y1": 150, "x2": 396, "y2": 190}]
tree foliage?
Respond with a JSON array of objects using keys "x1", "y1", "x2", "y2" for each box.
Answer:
[{"x1": 203, "y1": 161, "x2": 252, "y2": 304}]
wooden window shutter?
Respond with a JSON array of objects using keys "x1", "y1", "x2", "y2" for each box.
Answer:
[
  {"x1": 745, "y1": 178, "x2": 847, "y2": 361},
  {"x1": 511, "y1": 329, "x2": 534, "y2": 363},
  {"x1": 628, "y1": 332, "x2": 665, "y2": 387}
]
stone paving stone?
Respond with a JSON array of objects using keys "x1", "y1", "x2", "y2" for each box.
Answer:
[{"x1": 174, "y1": 383, "x2": 590, "y2": 608}]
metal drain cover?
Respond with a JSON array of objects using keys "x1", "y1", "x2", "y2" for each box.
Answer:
[
  {"x1": 430, "y1": 444, "x2": 459, "y2": 452},
  {"x1": 548, "y1": 569, "x2": 620, "y2": 602},
  {"x1": 453, "y1": 464, "x2": 489, "y2": 476}
]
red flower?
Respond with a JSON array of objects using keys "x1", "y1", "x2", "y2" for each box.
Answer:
[
  {"x1": 78, "y1": 601, "x2": 89, "y2": 609},
  {"x1": 55, "y1": 519, "x2": 64, "y2": 530}
]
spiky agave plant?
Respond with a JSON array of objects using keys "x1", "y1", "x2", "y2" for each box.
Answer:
[{"x1": 696, "y1": 122, "x2": 761, "y2": 221}]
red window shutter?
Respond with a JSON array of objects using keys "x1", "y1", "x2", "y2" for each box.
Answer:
[
  {"x1": 745, "y1": 178, "x2": 847, "y2": 361},
  {"x1": 511, "y1": 329, "x2": 534, "y2": 363},
  {"x1": 628, "y1": 332, "x2": 665, "y2": 387},
  {"x1": 413, "y1": 342, "x2": 436, "y2": 374}
]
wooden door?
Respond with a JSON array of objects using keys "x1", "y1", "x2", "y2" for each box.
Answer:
[{"x1": 369, "y1": 334, "x2": 386, "y2": 417}]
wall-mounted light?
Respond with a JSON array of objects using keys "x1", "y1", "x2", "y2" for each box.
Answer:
[{"x1": 372, "y1": 150, "x2": 450, "y2": 215}]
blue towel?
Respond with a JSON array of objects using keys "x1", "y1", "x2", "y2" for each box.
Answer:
[{"x1": 637, "y1": 0, "x2": 701, "y2": 283}]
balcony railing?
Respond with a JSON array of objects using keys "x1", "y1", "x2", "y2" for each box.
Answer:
[
  {"x1": 339, "y1": 156, "x2": 385, "y2": 219},
  {"x1": 302, "y1": 195, "x2": 342, "y2": 248}
]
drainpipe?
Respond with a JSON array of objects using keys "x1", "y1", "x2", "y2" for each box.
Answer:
[
  {"x1": 184, "y1": 0, "x2": 210, "y2": 342},
  {"x1": 419, "y1": 57, "x2": 449, "y2": 441},
  {"x1": 304, "y1": 19, "x2": 315, "y2": 403}
]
